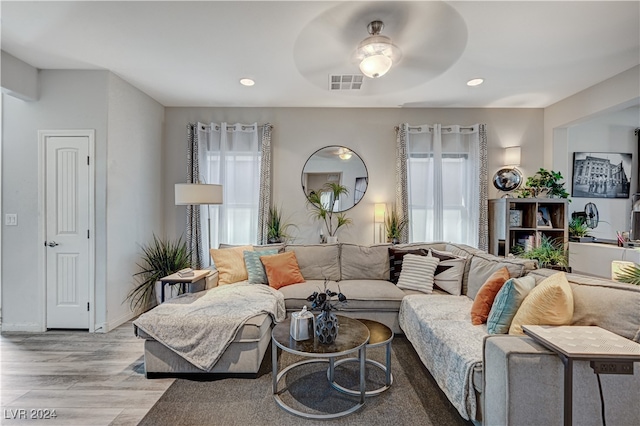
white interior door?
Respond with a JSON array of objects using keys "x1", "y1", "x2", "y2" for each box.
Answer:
[{"x1": 44, "y1": 135, "x2": 91, "y2": 329}]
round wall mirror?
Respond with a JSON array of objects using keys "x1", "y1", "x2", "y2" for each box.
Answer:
[
  {"x1": 493, "y1": 168, "x2": 522, "y2": 192},
  {"x1": 301, "y1": 146, "x2": 368, "y2": 212}
]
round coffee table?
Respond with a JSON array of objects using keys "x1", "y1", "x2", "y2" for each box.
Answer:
[
  {"x1": 328, "y1": 319, "x2": 394, "y2": 396},
  {"x1": 271, "y1": 315, "x2": 370, "y2": 419}
]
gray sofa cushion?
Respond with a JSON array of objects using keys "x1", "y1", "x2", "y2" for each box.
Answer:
[
  {"x1": 527, "y1": 268, "x2": 640, "y2": 342},
  {"x1": 284, "y1": 244, "x2": 340, "y2": 281},
  {"x1": 340, "y1": 243, "x2": 391, "y2": 280},
  {"x1": 466, "y1": 254, "x2": 537, "y2": 300},
  {"x1": 279, "y1": 279, "x2": 406, "y2": 312}
]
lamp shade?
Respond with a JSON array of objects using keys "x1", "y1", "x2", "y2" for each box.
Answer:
[
  {"x1": 374, "y1": 203, "x2": 386, "y2": 223},
  {"x1": 175, "y1": 183, "x2": 223, "y2": 205},
  {"x1": 504, "y1": 146, "x2": 521, "y2": 167}
]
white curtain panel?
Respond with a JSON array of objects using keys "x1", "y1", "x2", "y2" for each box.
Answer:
[
  {"x1": 197, "y1": 122, "x2": 263, "y2": 258},
  {"x1": 401, "y1": 123, "x2": 487, "y2": 249}
]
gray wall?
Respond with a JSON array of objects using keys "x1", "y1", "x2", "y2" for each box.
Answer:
[
  {"x1": 2, "y1": 70, "x2": 109, "y2": 331},
  {"x1": 164, "y1": 107, "x2": 544, "y2": 246},
  {"x1": 1, "y1": 70, "x2": 164, "y2": 332},
  {"x1": 104, "y1": 73, "x2": 164, "y2": 330}
]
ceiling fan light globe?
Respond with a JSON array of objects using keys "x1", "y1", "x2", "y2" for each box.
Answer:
[{"x1": 359, "y1": 54, "x2": 393, "y2": 78}]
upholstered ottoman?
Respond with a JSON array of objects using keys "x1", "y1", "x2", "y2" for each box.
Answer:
[{"x1": 136, "y1": 312, "x2": 272, "y2": 377}]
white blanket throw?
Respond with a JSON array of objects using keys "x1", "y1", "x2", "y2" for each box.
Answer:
[{"x1": 134, "y1": 283, "x2": 286, "y2": 371}]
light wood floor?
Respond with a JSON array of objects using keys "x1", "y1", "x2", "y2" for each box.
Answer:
[{"x1": 0, "y1": 321, "x2": 174, "y2": 425}]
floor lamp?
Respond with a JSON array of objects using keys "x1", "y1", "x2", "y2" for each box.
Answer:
[{"x1": 175, "y1": 183, "x2": 223, "y2": 267}]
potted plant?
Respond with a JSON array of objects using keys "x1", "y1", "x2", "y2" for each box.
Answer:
[
  {"x1": 127, "y1": 234, "x2": 192, "y2": 312},
  {"x1": 266, "y1": 205, "x2": 296, "y2": 244},
  {"x1": 568, "y1": 216, "x2": 592, "y2": 242},
  {"x1": 513, "y1": 235, "x2": 570, "y2": 271},
  {"x1": 386, "y1": 209, "x2": 408, "y2": 244},
  {"x1": 613, "y1": 263, "x2": 640, "y2": 285},
  {"x1": 306, "y1": 182, "x2": 352, "y2": 243},
  {"x1": 515, "y1": 168, "x2": 570, "y2": 200}
]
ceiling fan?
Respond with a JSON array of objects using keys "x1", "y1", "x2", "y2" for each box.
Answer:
[
  {"x1": 354, "y1": 20, "x2": 402, "y2": 78},
  {"x1": 292, "y1": 1, "x2": 469, "y2": 94}
]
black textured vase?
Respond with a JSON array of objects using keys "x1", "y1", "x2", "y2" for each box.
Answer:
[{"x1": 315, "y1": 311, "x2": 338, "y2": 344}]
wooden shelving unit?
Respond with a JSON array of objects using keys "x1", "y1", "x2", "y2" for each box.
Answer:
[{"x1": 488, "y1": 198, "x2": 569, "y2": 257}]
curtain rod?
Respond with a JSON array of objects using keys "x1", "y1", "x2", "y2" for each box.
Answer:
[
  {"x1": 407, "y1": 125, "x2": 475, "y2": 132},
  {"x1": 196, "y1": 123, "x2": 272, "y2": 132},
  {"x1": 394, "y1": 125, "x2": 475, "y2": 132}
]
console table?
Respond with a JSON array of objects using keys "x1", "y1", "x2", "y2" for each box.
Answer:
[
  {"x1": 158, "y1": 270, "x2": 211, "y2": 303},
  {"x1": 523, "y1": 325, "x2": 640, "y2": 426}
]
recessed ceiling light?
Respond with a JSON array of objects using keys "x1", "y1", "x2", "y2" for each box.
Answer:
[
  {"x1": 467, "y1": 78, "x2": 484, "y2": 87},
  {"x1": 240, "y1": 78, "x2": 255, "y2": 87}
]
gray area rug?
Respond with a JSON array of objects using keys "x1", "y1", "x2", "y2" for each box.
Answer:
[{"x1": 139, "y1": 336, "x2": 473, "y2": 426}]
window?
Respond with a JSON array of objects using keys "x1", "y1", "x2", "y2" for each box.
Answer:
[{"x1": 405, "y1": 125, "x2": 482, "y2": 247}]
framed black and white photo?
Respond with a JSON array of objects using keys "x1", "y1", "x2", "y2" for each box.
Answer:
[{"x1": 571, "y1": 152, "x2": 632, "y2": 199}]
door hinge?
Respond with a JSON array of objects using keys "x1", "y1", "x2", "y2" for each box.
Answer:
[
  {"x1": 87, "y1": 229, "x2": 90, "y2": 239},
  {"x1": 87, "y1": 156, "x2": 90, "y2": 166},
  {"x1": 87, "y1": 302, "x2": 90, "y2": 312}
]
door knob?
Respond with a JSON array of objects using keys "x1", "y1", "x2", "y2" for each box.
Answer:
[{"x1": 46, "y1": 241, "x2": 59, "y2": 247}]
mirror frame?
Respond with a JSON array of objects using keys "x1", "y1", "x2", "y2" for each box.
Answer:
[{"x1": 301, "y1": 145, "x2": 368, "y2": 213}]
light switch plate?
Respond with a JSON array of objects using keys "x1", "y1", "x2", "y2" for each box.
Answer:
[{"x1": 5, "y1": 214, "x2": 17, "y2": 226}]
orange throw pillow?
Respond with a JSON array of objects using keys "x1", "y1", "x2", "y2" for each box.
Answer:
[
  {"x1": 260, "y1": 251, "x2": 305, "y2": 290},
  {"x1": 470, "y1": 266, "x2": 510, "y2": 325}
]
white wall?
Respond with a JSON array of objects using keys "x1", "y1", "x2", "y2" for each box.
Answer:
[
  {"x1": 564, "y1": 106, "x2": 639, "y2": 240},
  {"x1": 545, "y1": 66, "x2": 640, "y2": 241},
  {"x1": 164, "y1": 107, "x2": 544, "y2": 246},
  {"x1": 104, "y1": 74, "x2": 164, "y2": 331},
  {"x1": 2, "y1": 70, "x2": 109, "y2": 331}
]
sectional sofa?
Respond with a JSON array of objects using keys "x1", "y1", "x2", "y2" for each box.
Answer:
[{"x1": 135, "y1": 242, "x2": 640, "y2": 425}]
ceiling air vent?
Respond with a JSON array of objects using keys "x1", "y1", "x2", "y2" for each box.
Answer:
[{"x1": 329, "y1": 74, "x2": 364, "y2": 91}]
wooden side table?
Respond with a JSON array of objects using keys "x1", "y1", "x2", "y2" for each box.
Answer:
[
  {"x1": 159, "y1": 270, "x2": 211, "y2": 303},
  {"x1": 523, "y1": 325, "x2": 640, "y2": 426}
]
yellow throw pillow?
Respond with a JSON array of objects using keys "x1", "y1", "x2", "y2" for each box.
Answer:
[
  {"x1": 210, "y1": 245, "x2": 254, "y2": 285},
  {"x1": 509, "y1": 272, "x2": 574, "y2": 335}
]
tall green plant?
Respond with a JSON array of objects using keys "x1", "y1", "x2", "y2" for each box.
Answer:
[
  {"x1": 306, "y1": 182, "x2": 352, "y2": 237},
  {"x1": 127, "y1": 235, "x2": 191, "y2": 312},
  {"x1": 267, "y1": 205, "x2": 296, "y2": 243},
  {"x1": 386, "y1": 209, "x2": 408, "y2": 242}
]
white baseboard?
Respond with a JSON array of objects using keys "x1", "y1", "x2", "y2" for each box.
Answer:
[
  {"x1": 1, "y1": 322, "x2": 44, "y2": 332},
  {"x1": 98, "y1": 311, "x2": 137, "y2": 333}
]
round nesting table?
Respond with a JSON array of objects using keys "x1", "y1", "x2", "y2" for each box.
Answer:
[
  {"x1": 328, "y1": 318, "x2": 394, "y2": 396},
  {"x1": 271, "y1": 315, "x2": 370, "y2": 419}
]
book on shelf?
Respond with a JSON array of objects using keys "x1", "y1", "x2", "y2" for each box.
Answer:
[{"x1": 177, "y1": 268, "x2": 194, "y2": 277}]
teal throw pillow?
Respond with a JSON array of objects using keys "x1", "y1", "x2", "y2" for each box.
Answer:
[
  {"x1": 244, "y1": 249, "x2": 278, "y2": 284},
  {"x1": 487, "y1": 275, "x2": 536, "y2": 334}
]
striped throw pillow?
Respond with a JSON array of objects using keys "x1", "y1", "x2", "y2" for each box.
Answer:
[{"x1": 396, "y1": 254, "x2": 440, "y2": 293}]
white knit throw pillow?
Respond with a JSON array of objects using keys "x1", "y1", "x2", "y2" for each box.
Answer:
[{"x1": 396, "y1": 254, "x2": 440, "y2": 293}]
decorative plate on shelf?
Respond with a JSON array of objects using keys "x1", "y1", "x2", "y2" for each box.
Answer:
[{"x1": 493, "y1": 168, "x2": 522, "y2": 192}]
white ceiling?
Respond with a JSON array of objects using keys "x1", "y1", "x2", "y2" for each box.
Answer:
[{"x1": 2, "y1": 1, "x2": 639, "y2": 108}]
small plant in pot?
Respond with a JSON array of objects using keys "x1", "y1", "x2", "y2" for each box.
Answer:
[
  {"x1": 266, "y1": 205, "x2": 296, "y2": 244},
  {"x1": 126, "y1": 235, "x2": 192, "y2": 312},
  {"x1": 568, "y1": 216, "x2": 592, "y2": 242},
  {"x1": 386, "y1": 209, "x2": 408, "y2": 244},
  {"x1": 515, "y1": 168, "x2": 570, "y2": 200},
  {"x1": 513, "y1": 235, "x2": 569, "y2": 271},
  {"x1": 306, "y1": 182, "x2": 352, "y2": 243}
]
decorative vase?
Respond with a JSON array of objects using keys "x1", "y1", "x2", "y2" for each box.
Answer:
[
  {"x1": 315, "y1": 311, "x2": 339, "y2": 344},
  {"x1": 326, "y1": 235, "x2": 338, "y2": 244}
]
